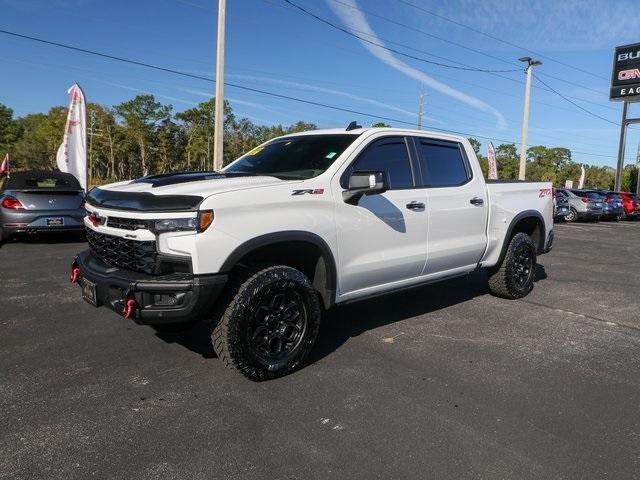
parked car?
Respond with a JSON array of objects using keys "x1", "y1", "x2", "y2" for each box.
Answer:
[
  {"x1": 71, "y1": 126, "x2": 554, "y2": 380},
  {"x1": 586, "y1": 190, "x2": 624, "y2": 221},
  {"x1": 557, "y1": 188, "x2": 603, "y2": 222},
  {"x1": 553, "y1": 189, "x2": 570, "y2": 220},
  {"x1": 618, "y1": 192, "x2": 640, "y2": 220},
  {"x1": 0, "y1": 170, "x2": 85, "y2": 242}
]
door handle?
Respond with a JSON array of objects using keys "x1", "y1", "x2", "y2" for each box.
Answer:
[
  {"x1": 470, "y1": 197, "x2": 484, "y2": 206},
  {"x1": 406, "y1": 201, "x2": 425, "y2": 210}
]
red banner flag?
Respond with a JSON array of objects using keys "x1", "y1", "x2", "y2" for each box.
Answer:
[{"x1": 0, "y1": 153, "x2": 8, "y2": 175}]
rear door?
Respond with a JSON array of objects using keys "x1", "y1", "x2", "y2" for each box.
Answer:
[{"x1": 410, "y1": 136, "x2": 488, "y2": 275}]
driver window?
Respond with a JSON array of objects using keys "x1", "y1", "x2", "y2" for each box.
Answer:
[{"x1": 349, "y1": 137, "x2": 414, "y2": 189}]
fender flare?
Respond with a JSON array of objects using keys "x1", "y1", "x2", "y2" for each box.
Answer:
[
  {"x1": 495, "y1": 210, "x2": 546, "y2": 267},
  {"x1": 219, "y1": 231, "x2": 337, "y2": 309}
]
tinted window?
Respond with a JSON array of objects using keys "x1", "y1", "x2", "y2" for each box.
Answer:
[
  {"x1": 350, "y1": 137, "x2": 413, "y2": 189},
  {"x1": 415, "y1": 139, "x2": 470, "y2": 187},
  {"x1": 6, "y1": 171, "x2": 81, "y2": 190},
  {"x1": 225, "y1": 134, "x2": 357, "y2": 180}
]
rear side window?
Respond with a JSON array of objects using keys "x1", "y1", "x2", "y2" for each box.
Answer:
[
  {"x1": 349, "y1": 137, "x2": 413, "y2": 189},
  {"x1": 414, "y1": 138, "x2": 470, "y2": 187}
]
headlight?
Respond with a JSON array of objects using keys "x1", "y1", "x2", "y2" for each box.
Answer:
[{"x1": 150, "y1": 210, "x2": 214, "y2": 234}]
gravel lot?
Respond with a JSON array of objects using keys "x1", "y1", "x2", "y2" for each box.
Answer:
[{"x1": 1, "y1": 222, "x2": 639, "y2": 480}]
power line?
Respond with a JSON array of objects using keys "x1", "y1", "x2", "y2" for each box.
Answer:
[
  {"x1": 321, "y1": 0, "x2": 614, "y2": 109},
  {"x1": 281, "y1": 0, "x2": 521, "y2": 73},
  {"x1": 532, "y1": 73, "x2": 618, "y2": 126},
  {"x1": 271, "y1": 0, "x2": 617, "y2": 116},
  {"x1": 0, "y1": 28, "x2": 625, "y2": 160},
  {"x1": 325, "y1": 0, "x2": 518, "y2": 69},
  {"x1": 394, "y1": 0, "x2": 609, "y2": 82}
]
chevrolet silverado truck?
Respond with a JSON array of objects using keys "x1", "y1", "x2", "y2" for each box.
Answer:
[{"x1": 71, "y1": 126, "x2": 554, "y2": 380}]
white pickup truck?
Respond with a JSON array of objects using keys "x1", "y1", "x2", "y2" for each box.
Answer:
[{"x1": 72, "y1": 126, "x2": 553, "y2": 380}]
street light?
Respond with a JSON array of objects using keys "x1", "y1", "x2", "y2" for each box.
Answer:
[{"x1": 518, "y1": 57, "x2": 542, "y2": 180}]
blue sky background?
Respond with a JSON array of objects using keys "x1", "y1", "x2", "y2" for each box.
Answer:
[{"x1": 1, "y1": 0, "x2": 640, "y2": 167}]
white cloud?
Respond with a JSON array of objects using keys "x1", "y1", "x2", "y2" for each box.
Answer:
[
  {"x1": 416, "y1": 0, "x2": 639, "y2": 51},
  {"x1": 326, "y1": 0, "x2": 507, "y2": 129},
  {"x1": 228, "y1": 73, "x2": 441, "y2": 122}
]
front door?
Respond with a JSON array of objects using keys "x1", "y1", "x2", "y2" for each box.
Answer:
[{"x1": 334, "y1": 136, "x2": 428, "y2": 297}]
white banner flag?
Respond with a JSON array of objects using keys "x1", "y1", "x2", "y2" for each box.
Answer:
[
  {"x1": 56, "y1": 84, "x2": 87, "y2": 190},
  {"x1": 487, "y1": 142, "x2": 497, "y2": 180}
]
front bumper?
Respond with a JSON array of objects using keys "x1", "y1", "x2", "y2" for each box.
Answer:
[{"x1": 72, "y1": 249, "x2": 227, "y2": 325}]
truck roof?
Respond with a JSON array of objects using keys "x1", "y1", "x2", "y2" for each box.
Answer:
[{"x1": 281, "y1": 127, "x2": 467, "y2": 143}]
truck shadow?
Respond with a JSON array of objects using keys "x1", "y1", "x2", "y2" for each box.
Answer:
[
  {"x1": 155, "y1": 264, "x2": 548, "y2": 364},
  {"x1": 309, "y1": 264, "x2": 547, "y2": 366}
]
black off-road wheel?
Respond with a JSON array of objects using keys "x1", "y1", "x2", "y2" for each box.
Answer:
[
  {"x1": 488, "y1": 232, "x2": 536, "y2": 299},
  {"x1": 211, "y1": 265, "x2": 321, "y2": 381}
]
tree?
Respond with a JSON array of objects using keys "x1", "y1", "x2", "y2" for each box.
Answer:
[
  {"x1": 113, "y1": 95, "x2": 172, "y2": 176},
  {"x1": 495, "y1": 143, "x2": 520, "y2": 180},
  {"x1": 372, "y1": 122, "x2": 391, "y2": 128},
  {"x1": 10, "y1": 107, "x2": 67, "y2": 169},
  {"x1": 467, "y1": 137, "x2": 481, "y2": 155},
  {"x1": 621, "y1": 165, "x2": 639, "y2": 192},
  {"x1": 0, "y1": 103, "x2": 19, "y2": 155},
  {"x1": 176, "y1": 98, "x2": 235, "y2": 170},
  {"x1": 286, "y1": 121, "x2": 317, "y2": 134}
]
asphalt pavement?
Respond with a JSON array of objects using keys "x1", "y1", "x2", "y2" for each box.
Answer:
[{"x1": 1, "y1": 222, "x2": 639, "y2": 480}]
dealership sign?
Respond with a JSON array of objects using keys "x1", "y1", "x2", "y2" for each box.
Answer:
[{"x1": 611, "y1": 42, "x2": 640, "y2": 101}]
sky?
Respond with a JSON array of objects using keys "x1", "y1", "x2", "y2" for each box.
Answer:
[{"x1": 1, "y1": 0, "x2": 640, "y2": 167}]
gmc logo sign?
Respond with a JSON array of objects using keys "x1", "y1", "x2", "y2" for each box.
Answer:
[{"x1": 618, "y1": 68, "x2": 640, "y2": 80}]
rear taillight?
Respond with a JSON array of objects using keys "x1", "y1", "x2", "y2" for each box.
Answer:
[
  {"x1": 581, "y1": 197, "x2": 590, "y2": 203},
  {"x1": 1, "y1": 196, "x2": 25, "y2": 209}
]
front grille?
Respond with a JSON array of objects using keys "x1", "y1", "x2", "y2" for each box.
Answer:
[
  {"x1": 106, "y1": 216, "x2": 149, "y2": 231},
  {"x1": 86, "y1": 228, "x2": 157, "y2": 274}
]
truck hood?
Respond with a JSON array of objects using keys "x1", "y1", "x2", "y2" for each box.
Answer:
[{"x1": 87, "y1": 173, "x2": 298, "y2": 212}]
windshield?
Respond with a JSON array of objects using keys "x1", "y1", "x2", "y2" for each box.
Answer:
[
  {"x1": 224, "y1": 134, "x2": 359, "y2": 180},
  {"x1": 7, "y1": 172, "x2": 81, "y2": 190}
]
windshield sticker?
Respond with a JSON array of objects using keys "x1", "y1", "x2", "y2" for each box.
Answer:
[
  {"x1": 246, "y1": 146, "x2": 264, "y2": 156},
  {"x1": 325, "y1": 151, "x2": 337, "y2": 159}
]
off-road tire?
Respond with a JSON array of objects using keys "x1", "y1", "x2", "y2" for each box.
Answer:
[
  {"x1": 211, "y1": 265, "x2": 321, "y2": 381},
  {"x1": 564, "y1": 207, "x2": 578, "y2": 222},
  {"x1": 488, "y1": 232, "x2": 537, "y2": 299}
]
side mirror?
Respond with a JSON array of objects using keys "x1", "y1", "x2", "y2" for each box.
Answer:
[{"x1": 343, "y1": 170, "x2": 389, "y2": 204}]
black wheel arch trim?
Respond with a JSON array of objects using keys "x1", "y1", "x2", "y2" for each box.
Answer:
[
  {"x1": 495, "y1": 210, "x2": 546, "y2": 267},
  {"x1": 219, "y1": 231, "x2": 338, "y2": 309}
]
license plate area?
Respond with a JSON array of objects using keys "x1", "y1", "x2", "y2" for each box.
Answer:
[
  {"x1": 81, "y1": 278, "x2": 98, "y2": 306},
  {"x1": 47, "y1": 217, "x2": 64, "y2": 226}
]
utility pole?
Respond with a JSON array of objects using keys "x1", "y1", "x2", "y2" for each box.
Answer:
[
  {"x1": 213, "y1": 0, "x2": 226, "y2": 172},
  {"x1": 614, "y1": 101, "x2": 628, "y2": 191},
  {"x1": 417, "y1": 88, "x2": 426, "y2": 130},
  {"x1": 518, "y1": 57, "x2": 542, "y2": 180}
]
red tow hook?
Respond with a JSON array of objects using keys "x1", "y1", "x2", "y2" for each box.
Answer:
[
  {"x1": 70, "y1": 266, "x2": 80, "y2": 284},
  {"x1": 122, "y1": 298, "x2": 137, "y2": 320}
]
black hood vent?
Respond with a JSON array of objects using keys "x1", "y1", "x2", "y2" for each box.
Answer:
[
  {"x1": 86, "y1": 187, "x2": 203, "y2": 212},
  {"x1": 132, "y1": 171, "x2": 260, "y2": 188}
]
